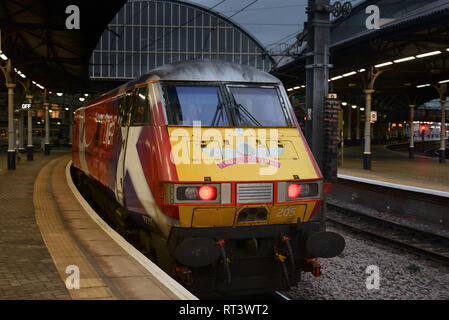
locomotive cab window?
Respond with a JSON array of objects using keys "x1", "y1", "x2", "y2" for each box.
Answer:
[
  {"x1": 119, "y1": 91, "x2": 134, "y2": 127},
  {"x1": 164, "y1": 85, "x2": 230, "y2": 127},
  {"x1": 131, "y1": 86, "x2": 151, "y2": 126},
  {"x1": 228, "y1": 86, "x2": 292, "y2": 127}
]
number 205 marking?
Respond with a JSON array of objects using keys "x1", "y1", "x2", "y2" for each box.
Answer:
[{"x1": 276, "y1": 207, "x2": 296, "y2": 217}]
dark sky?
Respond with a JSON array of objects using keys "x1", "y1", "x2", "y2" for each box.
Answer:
[{"x1": 187, "y1": 0, "x2": 362, "y2": 51}]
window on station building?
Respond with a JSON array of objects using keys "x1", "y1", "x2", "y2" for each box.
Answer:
[{"x1": 90, "y1": 0, "x2": 273, "y2": 80}]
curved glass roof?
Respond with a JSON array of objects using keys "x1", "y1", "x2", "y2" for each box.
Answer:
[{"x1": 89, "y1": 0, "x2": 274, "y2": 80}]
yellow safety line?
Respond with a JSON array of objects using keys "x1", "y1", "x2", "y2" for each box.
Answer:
[{"x1": 33, "y1": 156, "x2": 117, "y2": 300}]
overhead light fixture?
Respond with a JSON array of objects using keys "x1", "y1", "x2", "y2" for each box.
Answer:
[
  {"x1": 84, "y1": 94, "x2": 89, "y2": 97},
  {"x1": 360, "y1": 108, "x2": 365, "y2": 111},
  {"x1": 331, "y1": 75, "x2": 343, "y2": 81},
  {"x1": 438, "y1": 79, "x2": 449, "y2": 84},
  {"x1": 416, "y1": 51, "x2": 441, "y2": 58},
  {"x1": 57, "y1": 93, "x2": 63, "y2": 97},
  {"x1": 358, "y1": 69, "x2": 366, "y2": 73},
  {"x1": 343, "y1": 71, "x2": 357, "y2": 77},
  {"x1": 65, "y1": 107, "x2": 69, "y2": 111},
  {"x1": 352, "y1": 105, "x2": 358, "y2": 109},
  {"x1": 416, "y1": 84, "x2": 431, "y2": 88},
  {"x1": 79, "y1": 97, "x2": 86, "y2": 102},
  {"x1": 394, "y1": 56, "x2": 415, "y2": 63},
  {"x1": 287, "y1": 88, "x2": 293, "y2": 92},
  {"x1": 0, "y1": 52, "x2": 7, "y2": 61},
  {"x1": 375, "y1": 61, "x2": 393, "y2": 68},
  {"x1": 342, "y1": 102, "x2": 348, "y2": 106}
]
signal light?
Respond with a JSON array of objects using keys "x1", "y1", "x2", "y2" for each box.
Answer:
[
  {"x1": 198, "y1": 186, "x2": 217, "y2": 201},
  {"x1": 288, "y1": 184, "x2": 301, "y2": 199}
]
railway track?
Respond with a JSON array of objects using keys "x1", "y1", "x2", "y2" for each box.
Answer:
[{"x1": 326, "y1": 203, "x2": 449, "y2": 266}]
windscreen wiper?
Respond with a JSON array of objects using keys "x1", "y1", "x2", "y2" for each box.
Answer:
[
  {"x1": 211, "y1": 91, "x2": 225, "y2": 126},
  {"x1": 229, "y1": 91, "x2": 262, "y2": 127}
]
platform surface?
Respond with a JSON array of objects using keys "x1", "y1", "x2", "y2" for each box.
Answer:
[
  {"x1": 0, "y1": 151, "x2": 195, "y2": 300},
  {"x1": 0, "y1": 151, "x2": 72, "y2": 299},
  {"x1": 338, "y1": 145, "x2": 449, "y2": 194}
]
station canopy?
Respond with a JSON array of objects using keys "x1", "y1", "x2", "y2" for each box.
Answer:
[
  {"x1": 1, "y1": 0, "x2": 274, "y2": 94},
  {"x1": 0, "y1": 0, "x2": 127, "y2": 92},
  {"x1": 273, "y1": 0, "x2": 449, "y2": 111}
]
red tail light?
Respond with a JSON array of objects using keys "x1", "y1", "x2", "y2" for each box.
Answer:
[
  {"x1": 198, "y1": 186, "x2": 217, "y2": 201},
  {"x1": 288, "y1": 184, "x2": 301, "y2": 199}
]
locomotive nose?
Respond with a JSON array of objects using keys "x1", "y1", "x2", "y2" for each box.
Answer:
[{"x1": 305, "y1": 232, "x2": 346, "y2": 258}]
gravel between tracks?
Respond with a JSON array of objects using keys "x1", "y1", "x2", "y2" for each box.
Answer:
[{"x1": 282, "y1": 226, "x2": 449, "y2": 300}]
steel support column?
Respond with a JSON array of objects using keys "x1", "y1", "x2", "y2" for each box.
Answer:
[
  {"x1": 363, "y1": 89, "x2": 375, "y2": 170},
  {"x1": 409, "y1": 105, "x2": 415, "y2": 159},
  {"x1": 362, "y1": 68, "x2": 382, "y2": 171},
  {"x1": 434, "y1": 84, "x2": 447, "y2": 163},
  {"x1": 305, "y1": 0, "x2": 331, "y2": 170},
  {"x1": 18, "y1": 109, "x2": 25, "y2": 153},
  {"x1": 69, "y1": 106, "x2": 73, "y2": 145},
  {"x1": 440, "y1": 99, "x2": 446, "y2": 163},
  {"x1": 26, "y1": 95, "x2": 34, "y2": 161},
  {"x1": 43, "y1": 90, "x2": 51, "y2": 155},
  {"x1": 347, "y1": 106, "x2": 351, "y2": 140},
  {"x1": 44, "y1": 102, "x2": 50, "y2": 155},
  {"x1": 6, "y1": 83, "x2": 16, "y2": 170}
]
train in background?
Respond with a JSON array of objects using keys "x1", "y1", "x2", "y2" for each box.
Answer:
[{"x1": 72, "y1": 60, "x2": 345, "y2": 296}]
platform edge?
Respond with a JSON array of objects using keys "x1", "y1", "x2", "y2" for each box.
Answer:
[{"x1": 65, "y1": 160, "x2": 198, "y2": 300}]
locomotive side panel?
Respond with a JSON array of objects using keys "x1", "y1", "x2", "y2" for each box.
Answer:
[
  {"x1": 73, "y1": 96, "x2": 123, "y2": 200},
  {"x1": 121, "y1": 83, "x2": 181, "y2": 236}
]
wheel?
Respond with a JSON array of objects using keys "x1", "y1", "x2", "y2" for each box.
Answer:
[
  {"x1": 332, "y1": 1, "x2": 342, "y2": 17},
  {"x1": 342, "y1": 2, "x2": 352, "y2": 17}
]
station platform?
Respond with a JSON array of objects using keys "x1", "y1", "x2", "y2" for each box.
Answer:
[
  {"x1": 338, "y1": 145, "x2": 449, "y2": 196},
  {"x1": 0, "y1": 151, "x2": 195, "y2": 300}
]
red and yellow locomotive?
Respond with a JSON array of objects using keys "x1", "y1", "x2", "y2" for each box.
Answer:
[{"x1": 72, "y1": 60, "x2": 345, "y2": 296}]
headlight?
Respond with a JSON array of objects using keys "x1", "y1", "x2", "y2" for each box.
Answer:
[
  {"x1": 165, "y1": 183, "x2": 231, "y2": 204},
  {"x1": 278, "y1": 181, "x2": 321, "y2": 202}
]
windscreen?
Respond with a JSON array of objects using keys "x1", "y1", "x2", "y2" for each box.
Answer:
[
  {"x1": 164, "y1": 86, "x2": 230, "y2": 126},
  {"x1": 228, "y1": 87, "x2": 290, "y2": 127}
]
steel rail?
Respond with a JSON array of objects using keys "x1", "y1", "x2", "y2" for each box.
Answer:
[{"x1": 327, "y1": 203, "x2": 449, "y2": 266}]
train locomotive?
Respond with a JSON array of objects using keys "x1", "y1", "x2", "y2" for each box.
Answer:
[{"x1": 72, "y1": 60, "x2": 345, "y2": 296}]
